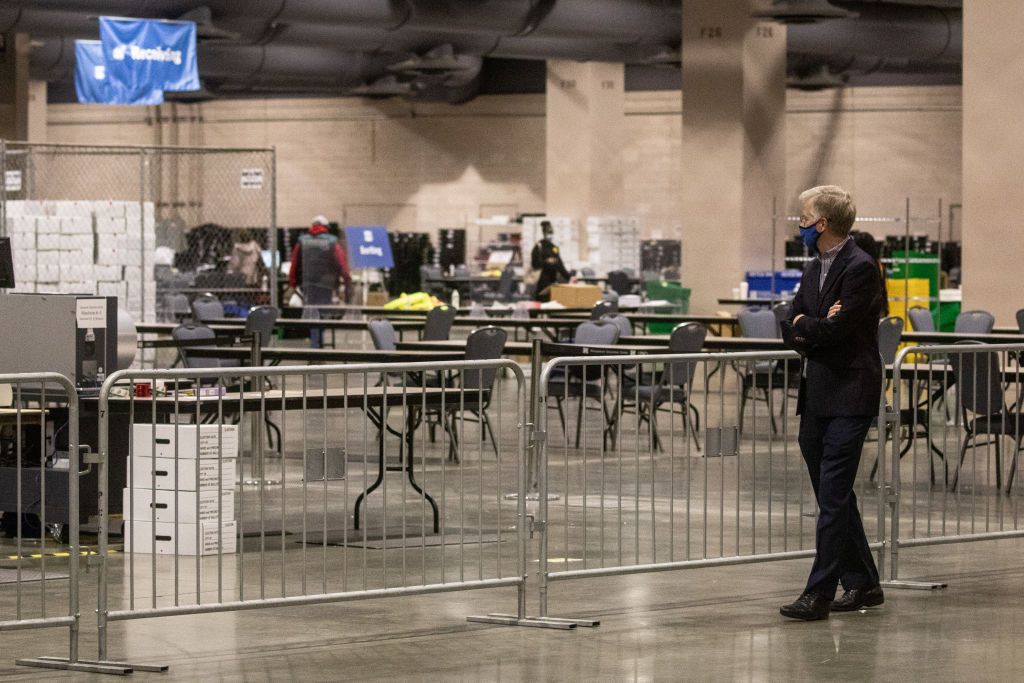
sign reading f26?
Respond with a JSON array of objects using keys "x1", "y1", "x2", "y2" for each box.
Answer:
[{"x1": 99, "y1": 17, "x2": 200, "y2": 93}]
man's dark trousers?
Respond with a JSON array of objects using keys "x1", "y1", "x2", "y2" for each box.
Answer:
[{"x1": 798, "y1": 413, "x2": 880, "y2": 596}]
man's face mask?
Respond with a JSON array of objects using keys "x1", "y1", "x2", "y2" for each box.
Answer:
[{"x1": 799, "y1": 218, "x2": 821, "y2": 249}]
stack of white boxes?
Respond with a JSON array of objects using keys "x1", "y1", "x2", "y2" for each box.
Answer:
[
  {"x1": 521, "y1": 216, "x2": 581, "y2": 270},
  {"x1": 585, "y1": 216, "x2": 641, "y2": 274},
  {"x1": 3, "y1": 199, "x2": 156, "y2": 321},
  {"x1": 124, "y1": 424, "x2": 239, "y2": 556}
]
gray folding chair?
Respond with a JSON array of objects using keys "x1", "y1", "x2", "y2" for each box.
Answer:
[
  {"x1": 955, "y1": 310, "x2": 995, "y2": 335},
  {"x1": 606, "y1": 271, "x2": 632, "y2": 296},
  {"x1": 162, "y1": 293, "x2": 190, "y2": 322},
  {"x1": 171, "y1": 323, "x2": 219, "y2": 370},
  {"x1": 591, "y1": 300, "x2": 619, "y2": 321},
  {"x1": 619, "y1": 322, "x2": 707, "y2": 451},
  {"x1": 368, "y1": 318, "x2": 397, "y2": 351},
  {"x1": 422, "y1": 305, "x2": 457, "y2": 341},
  {"x1": 908, "y1": 306, "x2": 935, "y2": 332},
  {"x1": 191, "y1": 297, "x2": 225, "y2": 323},
  {"x1": 1016, "y1": 308, "x2": 1024, "y2": 335},
  {"x1": 547, "y1": 320, "x2": 621, "y2": 447},
  {"x1": 950, "y1": 343, "x2": 1024, "y2": 493},
  {"x1": 737, "y1": 307, "x2": 783, "y2": 434},
  {"x1": 600, "y1": 314, "x2": 633, "y2": 338},
  {"x1": 443, "y1": 326, "x2": 508, "y2": 461}
]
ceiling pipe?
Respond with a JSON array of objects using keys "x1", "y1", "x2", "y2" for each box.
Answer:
[{"x1": 8, "y1": 0, "x2": 962, "y2": 101}]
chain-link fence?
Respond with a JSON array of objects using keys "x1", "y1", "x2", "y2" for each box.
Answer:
[{"x1": 0, "y1": 141, "x2": 276, "y2": 324}]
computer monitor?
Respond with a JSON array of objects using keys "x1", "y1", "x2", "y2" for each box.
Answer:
[{"x1": 0, "y1": 238, "x2": 13, "y2": 289}]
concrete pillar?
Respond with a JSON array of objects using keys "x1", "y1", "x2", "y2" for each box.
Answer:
[
  {"x1": 545, "y1": 60, "x2": 625, "y2": 221},
  {"x1": 0, "y1": 32, "x2": 31, "y2": 140},
  {"x1": 961, "y1": 1, "x2": 1021, "y2": 325},
  {"x1": 26, "y1": 80, "x2": 47, "y2": 142},
  {"x1": 680, "y1": 1, "x2": 787, "y2": 313}
]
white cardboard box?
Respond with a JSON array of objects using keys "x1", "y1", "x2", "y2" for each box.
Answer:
[
  {"x1": 131, "y1": 424, "x2": 239, "y2": 460},
  {"x1": 123, "y1": 488, "x2": 235, "y2": 523},
  {"x1": 130, "y1": 457, "x2": 237, "y2": 492},
  {"x1": 124, "y1": 520, "x2": 237, "y2": 556}
]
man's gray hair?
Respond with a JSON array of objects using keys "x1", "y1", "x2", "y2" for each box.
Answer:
[{"x1": 799, "y1": 185, "x2": 857, "y2": 236}]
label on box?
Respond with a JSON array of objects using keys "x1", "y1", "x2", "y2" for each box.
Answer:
[
  {"x1": 130, "y1": 457, "x2": 236, "y2": 492},
  {"x1": 123, "y1": 488, "x2": 235, "y2": 523},
  {"x1": 124, "y1": 520, "x2": 237, "y2": 556},
  {"x1": 131, "y1": 424, "x2": 239, "y2": 459}
]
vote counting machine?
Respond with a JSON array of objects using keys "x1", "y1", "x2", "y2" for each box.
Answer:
[{"x1": 0, "y1": 293, "x2": 139, "y2": 536}]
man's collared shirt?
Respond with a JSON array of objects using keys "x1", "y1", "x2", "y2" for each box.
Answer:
[{"x1": 818, "y1": 236, "x2": 850, "y2": 290}]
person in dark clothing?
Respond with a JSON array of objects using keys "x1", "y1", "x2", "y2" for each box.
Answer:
[
  {"x1": 289, "y1": 215, "x2": 352, "y2": 348},
  {"x1": 851, "y1": 230, "x2": 889, "y2": 317},
  {"x1": 530, "y1": 220, "x2": 570, "y2": 302},
  {"x1": 778, "y1": 185, "x2": 885, "y2": 621}
]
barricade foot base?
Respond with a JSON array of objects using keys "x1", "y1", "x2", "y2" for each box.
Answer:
[
  {"x1": 467, "y1": 613, "x2": 593, "y2": 629},
  {"x1": 17, "y1": 656, "x2": 135, "y2": 675},
  {"x1": 503, "y1": 493, "x2": 561, "y2": 502},
  {"x1": 242, "y1": 478, "x2": 281, "y2": 487},
  {"x1": 882, "y1": 579, "x2": 948, "y2": 591}
]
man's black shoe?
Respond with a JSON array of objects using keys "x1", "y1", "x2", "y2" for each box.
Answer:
[
  {"x1": 831, "y1": 585, "x2": 884, "y2": 612},
  {"x1": 780, "y1": 592, "x2": 831, "y2": 621}
]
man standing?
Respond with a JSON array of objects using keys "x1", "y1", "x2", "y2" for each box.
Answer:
[
  {"x1": 289, "y1": 215, "x2": 352, "y2": 348},
  {"x1": 778, "y1": 185, "x2": 885, "y2": 621},
  {"x1": 530, "y1": 220, "x2": 570, "y2": 302}
]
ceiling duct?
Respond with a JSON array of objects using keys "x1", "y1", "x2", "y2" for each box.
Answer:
[
  {"x1": 753, "y1": 0, "x2": 859, "y2": 24},
  {"x1": 4, "y1": 0, "x2": 962, "y2": 101}
]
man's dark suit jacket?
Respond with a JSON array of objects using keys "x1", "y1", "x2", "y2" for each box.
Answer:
[{"x1": 780, "y1": 239, "x2": 884, "y2": 417}]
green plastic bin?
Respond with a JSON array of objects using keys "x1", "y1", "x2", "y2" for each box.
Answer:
[{"x1": 644, "y1": 281, "x2": 691, "y2": 334}]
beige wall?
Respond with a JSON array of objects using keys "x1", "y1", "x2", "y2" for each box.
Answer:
[{"x1": 46, "y1": 85, "x2": 961, "y2": 299}]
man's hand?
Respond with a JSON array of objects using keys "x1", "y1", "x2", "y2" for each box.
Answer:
[{"x1": 828, "y1": 300, "x2": 842, "y2": 318}]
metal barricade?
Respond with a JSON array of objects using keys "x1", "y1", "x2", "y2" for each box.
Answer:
[
  {"x1": 534, "y1": 350, "x2": 887, "y2": 621},
  {"x1": 0, "y1": 372, "x2": 109, "y2": 673},
  {"x1": 883, "y1": 343, "x2": 1024, "y2": 589},
  {"x1": 92, "y1": 357, "x2": 565, "y2": 670}
]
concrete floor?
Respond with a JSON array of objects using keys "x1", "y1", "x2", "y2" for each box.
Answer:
[
  {"x1": 2, "y1": 337, "x2": 1023, "y2": 680},
  {"x1": 1, "y1": 540, "x2": 1022, "y2": 681}
]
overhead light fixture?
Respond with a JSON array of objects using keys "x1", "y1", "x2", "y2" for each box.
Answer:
[
  {"x1": 752, "y1": 0, "x2": 858, "y2": 24},
  {"x1": 640, "y1": 47, "x2": 681, "y2": 68},
  {"x1": 387, "y1": 44, "x2": 477, "y2": 76}
]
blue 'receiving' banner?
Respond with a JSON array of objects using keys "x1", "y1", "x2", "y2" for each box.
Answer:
[
  {"x1": 344, "y1": 226, "x2": 395, "y2": 269},
  {"x1": 74, "y1": 40, "x2": 164, "y2": 105},
  {"x1": 99, "y1": 16, "x2": 199, "y2": 93}
]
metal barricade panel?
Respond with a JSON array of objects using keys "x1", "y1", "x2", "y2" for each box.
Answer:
[
  {"x1": 885, "y1": 343, "x2": 1024, "y2": 588},
  {"x1": 95, "y1": 358, "x2": 538, "y2": 664},
  {"x1": 535, "y1": 350, "x2": 885, "y2": 616},
  {"x1": 0, "y1": 372, "x2": 109, "y2": 671}
]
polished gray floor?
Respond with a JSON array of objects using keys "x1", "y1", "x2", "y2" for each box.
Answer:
[
  {"x1": 1, "y1": 540, "x2": 1022, "y2": 680},
  {"x1": 2, "y1": 337, "x2": 1023, "y2": 680}
]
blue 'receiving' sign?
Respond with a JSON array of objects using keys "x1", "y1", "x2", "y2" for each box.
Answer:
[
  {"x1": 75, "y1": 40, "x2": 164, "y2": 105},
  {"x1": 344, "y1": 226, "x2": 394, "y2": 269},
  {"x1": 99, "y1": 17, "x2": 200, "y2": 93}
]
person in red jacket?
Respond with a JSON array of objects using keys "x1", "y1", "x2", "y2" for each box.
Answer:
[{"x1": 289, "y1": 215, "x2": 352, "y2": 348}]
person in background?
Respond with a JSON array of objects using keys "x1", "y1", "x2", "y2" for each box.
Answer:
[
  {"x1": 530, "y1": 220, "x2": 570, "y2": 302},
  {"x1": 226, "y1": 229, "x2": 268, "y2": 286},
  {"x1": 778, "y1": 185, "x2": 885, "y2": 621},
  {"x1": 289, "y1": 215, "x2": 352, "y2": 348},
  {"x1": 850, "y1": 230, "x2": 889, "y2": 316}
]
